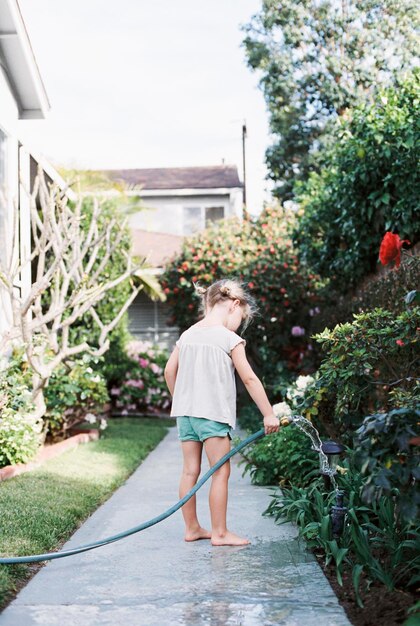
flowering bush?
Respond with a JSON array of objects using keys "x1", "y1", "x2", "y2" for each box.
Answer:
[
  {"x1": 44, "y1": 354, "x2": 109, "y2": 440},
  {"x1": 110, "y1": 340, "x2": 171, "y2": 414},
  {"x1": 161, "y1": 205, "x2": 326, "y2": 381},
  {"x1": 293, "y1": 72, "x2": 420, "y2": 292},
  {"x1": 0, "y1": 351, "x2": 43, "y2": 466},
  {"x1": 301, "y1": 306, "x2": 420, "y2": 442}
]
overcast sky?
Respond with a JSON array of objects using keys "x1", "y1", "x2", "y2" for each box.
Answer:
[{"x1": 18, "y1": 0, "x2": 272, "y2": 214}]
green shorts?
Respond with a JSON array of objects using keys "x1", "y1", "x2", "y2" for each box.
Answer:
[{"x1": 176, "y1": 416, "x2": 232, "y2": 442}]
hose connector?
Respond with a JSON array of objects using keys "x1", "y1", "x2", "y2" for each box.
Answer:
[{"x1": 280, "y1": 415, "x2": 291, "y2": 427}]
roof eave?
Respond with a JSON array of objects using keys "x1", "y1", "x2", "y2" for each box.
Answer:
[
  {"x1": 127, "y1": 186, "x2": 243, "y2": 197},
  {"x1": 0, "y1": 0, "x2": 50, "y2": 119}
]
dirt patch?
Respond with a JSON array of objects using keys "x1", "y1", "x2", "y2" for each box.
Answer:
[{"x1": 314, "y1": 553, "x2": 418, "y2": 625}]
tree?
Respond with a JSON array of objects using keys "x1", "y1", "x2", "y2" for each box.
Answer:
[
  {"x1": 242, "y1": 0, "x2": 419, "y2": 201},
  {"x1": 0, "y1": 169, "x2": 163, "y2": 419},
  {"x1": 292, "y1": 71, "x2": 420, "y2": 291}
]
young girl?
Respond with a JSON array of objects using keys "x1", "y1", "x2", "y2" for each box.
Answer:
[{"x1": 164, "y1": 278, "x2": 280, "y2": 546}]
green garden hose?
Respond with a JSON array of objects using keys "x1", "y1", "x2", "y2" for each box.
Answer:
[{"x1": 0, "y1": 428, "x2": 265, "y2": 565}]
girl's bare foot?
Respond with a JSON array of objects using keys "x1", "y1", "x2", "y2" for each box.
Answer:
[
  {"x1": 211, "y1": 531, "x2": 251, "y2": 546},
  {"x1": 184, "y1": 526, "x2": 212, "y2": 542}
]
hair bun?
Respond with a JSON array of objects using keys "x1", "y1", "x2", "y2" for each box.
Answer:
[
  {"x1": 220, "y1": 285, "x2": 231, "y2": 296},
  {"x1": 193, "y1": 282, "x2": 207, "y2": 295}
]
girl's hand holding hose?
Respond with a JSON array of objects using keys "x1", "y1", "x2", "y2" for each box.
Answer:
[{"x1": 263, "y1": 414, "x2": 280, "y2": 435}]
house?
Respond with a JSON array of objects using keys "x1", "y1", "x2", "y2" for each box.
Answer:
[
  {"x1": 102, "y1": 165, "x2": 244, "y2": 347},
  {"x1": 0, "y1": 0, "x2": 72, "y2": 340}
]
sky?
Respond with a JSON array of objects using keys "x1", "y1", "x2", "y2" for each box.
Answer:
[{"x1": 18, "y1": 0, "x2": 272, "y2": 214}]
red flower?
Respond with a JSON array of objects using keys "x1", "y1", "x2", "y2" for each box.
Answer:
[
  {"x1": 379, "y1": 232, "x2": 411, "y2": 268},
  {"x1": 248, "y1": 282, "x2": 255, "y2": 289},
  {"x1": 396, "y1": 339, "x2": 405, "y2": 346}
]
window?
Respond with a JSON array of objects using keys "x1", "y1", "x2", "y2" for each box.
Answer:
[
  {"x1": 128, "y1": 290, "x2": 179, "y2": 349},
  {"x1": 183, "y1": 206, "x2": 202, "y2": 235},
  {"x1": 205, "y1": 206, "x2": 224, "y2": 226}
]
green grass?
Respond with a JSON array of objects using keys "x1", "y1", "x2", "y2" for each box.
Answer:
[{"x1": 0, "y1": 417, "x2": 174, "y2": 610}]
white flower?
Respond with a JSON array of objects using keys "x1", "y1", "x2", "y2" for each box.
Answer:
[
  {"x1": 272, "y1": 402, "x2": 292, "y2": 418},
  {"x1": 99, "y1": 418, "x2": 108, "y2": 430},
  {"x1": 85, "y1": 413, "x2": 96, "y2": 424},
  {"x1": 295, "y1": 375, "x2": 314, "y2": 390}
]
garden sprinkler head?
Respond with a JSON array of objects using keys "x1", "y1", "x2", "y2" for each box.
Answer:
[
  {"x1": 320, "y1": 440, "x2": 345, "y2": 490},
  {"x1": 320, "y1": 440, "x2": 345, "y2": 472},
  {"x1": 331, "y1": 490, "x2": 347, "y2": 539}
]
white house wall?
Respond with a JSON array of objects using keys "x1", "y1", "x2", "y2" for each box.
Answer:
[
  {"x1": 129, "y1": 191, "x2": 242, "y2": 236},
  {"x1": 0, "y1": 65, "x2": 19, "y2": 337},
  {"x1": 0, "y1": 66, "x2": 32, "y2": 339}
]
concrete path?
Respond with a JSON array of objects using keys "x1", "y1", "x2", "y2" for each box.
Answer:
[{"x1": 0, "y1": 425, "x2": 351, "y2": 626}]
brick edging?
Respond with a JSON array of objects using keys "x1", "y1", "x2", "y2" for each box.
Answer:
[{"x1": 0, "y1": 429, "x2": 100, "y2": 482}]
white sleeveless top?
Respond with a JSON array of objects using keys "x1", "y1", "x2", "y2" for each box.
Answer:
[{"x1": 170, "y1": 325, "x2": 246, "y2": 428}]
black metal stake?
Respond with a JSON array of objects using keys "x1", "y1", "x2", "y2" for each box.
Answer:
[{"x1": 331, "y1": 490, "x2": 348, "y2": 539}]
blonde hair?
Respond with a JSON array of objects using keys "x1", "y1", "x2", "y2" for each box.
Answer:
[{"x1": 193, "y1": 278, "x2": 258, "y2": 331}]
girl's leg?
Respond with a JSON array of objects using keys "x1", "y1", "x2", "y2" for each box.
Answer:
[
  {"x1": 179, "y1": 441, "x2": 211, "y2": 541},
  {"x1": 203, "y1": 436, "x2": 250, "y2": 546}
]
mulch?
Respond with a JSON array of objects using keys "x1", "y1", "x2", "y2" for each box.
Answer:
[{"x1": 314, "y1": 553, "x2": 418, "y2": 626}]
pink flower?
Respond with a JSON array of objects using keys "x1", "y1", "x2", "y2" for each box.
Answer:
[
  {"x1": 396, "y1": 339, "x2": 405, "y2": 346},
  {"x1": 110, "y1": 387, "x2": 121, "y2": 396},
  {"x1": 291, "y1": 326, "x2": 305, "y2": 337},
  {"x1": 125, "y1": 379, "x2": 145, "y2": 389},
  {"x1": 139, "y1": 358, "x2": 150, "y2": 368},
  {"x1": 150, "y1": 363, "x2": 163, "y2": 375}
]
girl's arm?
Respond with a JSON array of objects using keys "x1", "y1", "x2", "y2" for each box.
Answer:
[
  {"x1": 164, "y1": 345, "x2": 179, "y2": 396},
  {"x1": 231, "y1": 343, "x2": 279, "y2": 434}
]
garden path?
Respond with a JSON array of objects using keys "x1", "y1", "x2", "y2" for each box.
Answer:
[{"x1": 0, "y1": 424, "x2": 351, "y2": 626}]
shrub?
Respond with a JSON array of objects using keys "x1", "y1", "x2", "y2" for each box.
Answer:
[
  {"x1": 237, "y1": 404, "x2": 263, "y2": 432},
  {"x1": 239, "y1": 424, "x2": 319, "y2": 487},
  {"x1": 238, "y1": 374, "x2": 319, "y2": 487},
  {"x1": 111, "y1": 340, "x2": 171, "y2": 414},
  {"x1": 301, "y1": 306, "x2": 420, "y2": 442},
  {"x1": 97, "y1": 321, "x2": 138, "y2": 388},
  {"x1": 354, "y1": 407, "x2": 420, "y2": 523},
  {"x1": 43, "y1": 354, "x2": 109, "y2": 440},
  {"x1": 161, "y1": 205, "x2": 326, "y2": 382},
  {"x1": 302, "y1": 245, "x2": 420, "y2": 344},
  {"x1": 293, "y1": 71, "x2": 420, "y2": 293},
  {"x1": 0, "y1": 352, "x2": 43, "y2": 467}
]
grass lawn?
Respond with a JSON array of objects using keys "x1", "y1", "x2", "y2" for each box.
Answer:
[{"x1": 0, "y1": 416, "x2": 174, "y2": 611}]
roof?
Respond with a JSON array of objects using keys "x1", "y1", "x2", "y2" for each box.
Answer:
[
  {"x1": 0, "y1": 0, "x2": 50, "y2": 118},
  {"x1": 131, "y1": 229, "x2": 184, "y2": 268},
  {"x1": 102, "y1": 165, "x2": 243, "y2": 191}
]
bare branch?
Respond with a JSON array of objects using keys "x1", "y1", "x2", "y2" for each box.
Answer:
[{"x1": 0, "y1": 169, "x2": 161, "y2": 419}]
